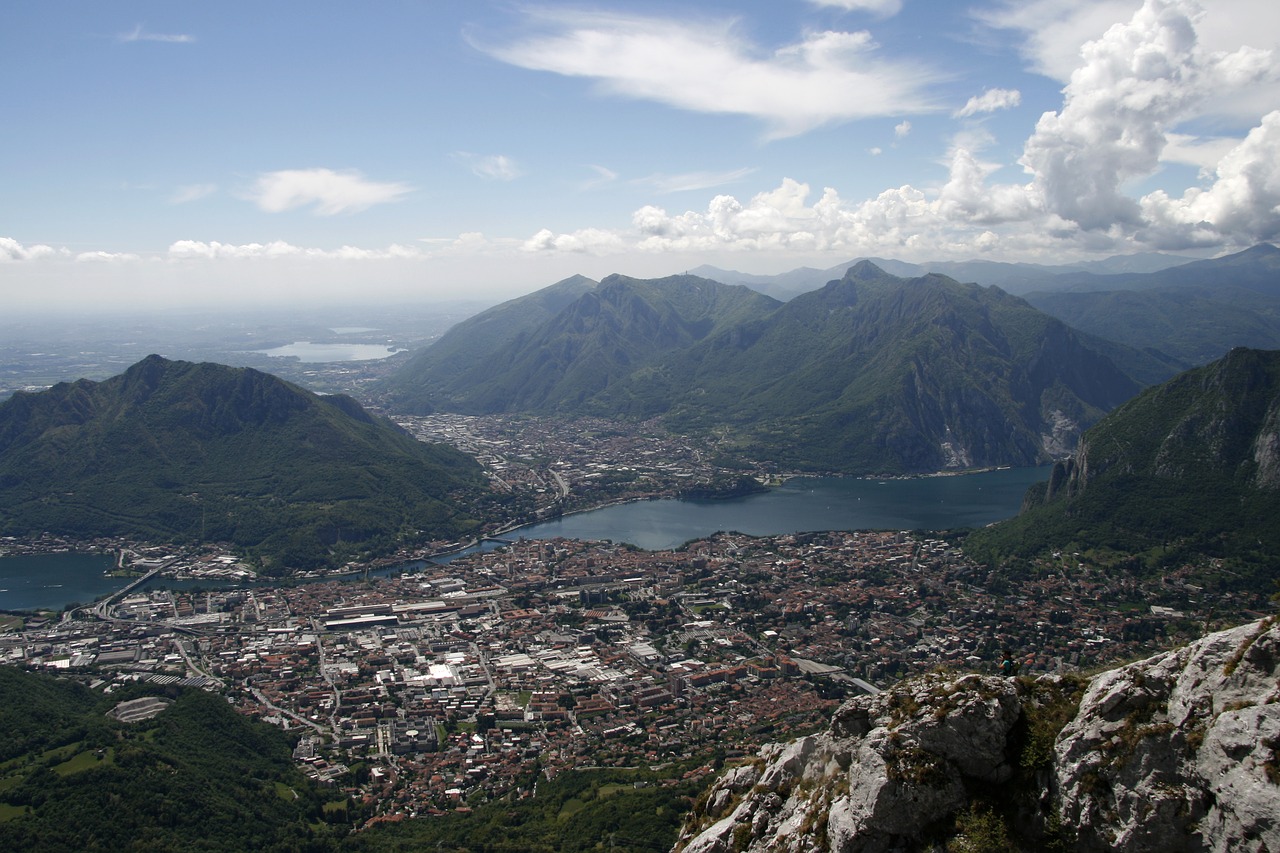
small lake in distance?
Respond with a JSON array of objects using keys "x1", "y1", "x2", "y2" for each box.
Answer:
[{"x1": 252, "y1": 342, "x2": 404, "y2": 362}]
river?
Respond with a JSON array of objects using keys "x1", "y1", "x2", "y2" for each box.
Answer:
[{"x1": 0, "y1": 466, "x2": 1048, "y2": 612}]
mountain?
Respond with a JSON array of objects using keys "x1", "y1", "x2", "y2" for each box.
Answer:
[
  {"x1": 0, "y1": 669, "x2": 347, "y2": 851},
  {"x1": 966, "y1": 347, "x2": 1280, "y2": 575},
  {"x1": 649, "y1": 262, "x2": 1141, "y2": 472},
  {"x1": 1033, "y1": 242, "x2": 1280, "y2": 295},
  {"x1": 1023, "y1": 244, "x2": 1280, "y2": 365},
  {"x1": 692, "y1": 251, "x2": 1195, "y2": 301},
  {"x1": 385, "y1": 273, "x2": 781, "y2": 416},
  {"x1": 382, "y1": 273, "x2": 598, "y2": 413},
  {"x1": 385, "y1": 263, "x2": 1147, "y2": 474},
  {"x1": 676, "y1": 617, "x2": 1280, "y2": 853},
  {"x1": 0, "y1": 355, "x2": 484, "y2": 574}
]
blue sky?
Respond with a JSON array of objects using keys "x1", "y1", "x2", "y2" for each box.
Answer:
[{"x1": 3, "y1": 0, "x2": 1279, "y2": 312}]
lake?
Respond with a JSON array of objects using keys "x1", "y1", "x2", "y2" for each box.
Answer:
[
  {"x1": 0, "y1": 553, "x2": 120, "y2": 614},
  {"x1": 252, "y1": 342, "x2": 404, "y2": 362},
  {"x1": 1, "y1": 466, "x2": 1049, "y2": 611},
  {"x1": 466, "y1": 465, "x2": 1050, "y2": 553}
]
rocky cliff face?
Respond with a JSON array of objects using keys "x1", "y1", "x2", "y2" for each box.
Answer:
[{"x1": 675, "y1": 617, "x2": 1280, "y2": 853}]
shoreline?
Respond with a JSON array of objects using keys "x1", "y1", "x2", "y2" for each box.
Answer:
[{"x1": 1, "y1": 464, "x2": 1051, "y2": 613}]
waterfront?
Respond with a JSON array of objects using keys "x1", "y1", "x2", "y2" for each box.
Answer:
[
  {"x1": 1, "y1": 466, "x2": 1049, "y2": 611},
  {"x1": 503, "y1": 466, "x2": 1050, "y2": 550},
  {"x1": 0, "y1": 553, "x2": 118, "y2": 613}
]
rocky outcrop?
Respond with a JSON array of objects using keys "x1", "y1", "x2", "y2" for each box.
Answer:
[
  {"x1": 675, "y1": 617, "x2": 1280, "y2": 853},
  {"x1": 1057, "y1": 617, "x2": 1280, "y2": 852}
]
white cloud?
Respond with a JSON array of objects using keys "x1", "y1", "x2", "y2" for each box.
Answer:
[
  {"x1": 75, "y1": 251, "x2": 142, "y2": 263},
  {"x1": 580, "y1": 165, "x2": 618, "y2": 190},
  {"x1": 976, "y1": 0, "x2": 1280, "y2": 120},
  {"x1": 1140, "y1": 110, "x2": 1280, "y2": 247},
  {"x1": 247, "y1": 168, "x2": 411, "y2": 215},
  {"x1": 806, "y1": 0, "x2": 904, "y2": 17},
  {"x1": 118, "y1": 25, "x2": 195, "y2": 44},
  {"x1": 1018, "y1": 0, "x2": 1276, "y2": 232},
  {"x1": 869, "y1": 147, "x2": 883, "y2": 156},
  {"x1": 974, "y1": 0, "x2": 1139, "y2": 81},
  {"x1": 172, "y1": 183, "x2": 217, "y2": 204},
  {"x1": 635, "y1": 168, "x2": 756, "y2": 194},
  {"x1": 954, "y1": 88, "x2": 1022, "y2": 118},
  {"x1": 894, "y1": 120, "x2": 912, "y2": 138},
  {"x1": 0, "y1": 237, "x2": 68, "y2": 262},
  {"x1": 483, "y1": 10, "x2": 942, "y2": 138},
  {"x1": 523, "y1": 227, "x2": 626, "y2": 254},
  {"x1": 168, "y1": 240, "x2": 422, "y2": 261},
  {"x1": 455, "y1": 153, "x2": 522, "y2": 181},
  {"x1": 1160, "y1": 133, "x2": 1245, "y2": 171}
]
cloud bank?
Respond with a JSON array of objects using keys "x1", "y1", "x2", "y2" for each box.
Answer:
[{"x1": 521, "y1": 0, "x2": 1280, "y2": 258}]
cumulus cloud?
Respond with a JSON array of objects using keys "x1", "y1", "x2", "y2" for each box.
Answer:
[
  {"x1": 1140, "y1": 110, "x2": 1280, "y2": 247},
  {"x1": 894, "y1": 120, "x2": 912, "y2": 138},
  {"x1": 806, "y1": 0, "x2": 904, "y2": 16},
  {"x1": 1018, "y1": 0, "x2": 1277, "y2": 232},
  {"x1": 0, "y1": 237, "x2": 68, "y2": 262},
  {"x1": 523, "y1": 227, "x2": 626, "y2": 254},
  {"x1": 247, "y1": 168, "x2": 411, "y2": 215},
  {"x1": 519, "y1": 0, "x2": 1277, "y2": 257},
  {"x1": 1160, "y1": 133, "x2": 1246, "y2": 171},
  {"x1": 482, "y1": 9, "x2": 942, "y2": 137},
  {"x1": 977, "y1": 0, "x2": 1280, "y2": 119},
  {"x1": 954, "y1": 88, "x2": 1022, "y2": 118},
  {"x1": 974, "y1": 0, "x2": 1140, "y2": 81}
]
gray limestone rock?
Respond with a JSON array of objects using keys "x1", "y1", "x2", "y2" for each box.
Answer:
[{"x1": 674, "y1": 618, "x2": 1280, "y2": 853}]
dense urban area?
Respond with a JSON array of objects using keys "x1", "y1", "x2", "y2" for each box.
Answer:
[{"x1": 1, "y1": 414, "x2": 1271, "y2": 826}]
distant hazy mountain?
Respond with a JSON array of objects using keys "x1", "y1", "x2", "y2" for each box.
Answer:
[
  {"x1": 0, "y1": 355, "x2": 484, "y2": 573},
  {"x1": 967, "y1": 347, "x2": 1280, "y2": 572},
  {"x1": 701, "y1": 244, "x2": 1280, "y2": 372},
  {"x1": 385, "y1": 273, "x2": 778, "y2": 416},
  {"x1": 1029, "y1": 242, "x2": 1280, "y2": 295},
  {"x1": 1024, "y1": 244, "x2": 1280, "y2": 365},
  {"x1": 691, "y1": 250, "x2": 1195, "y2": 301},
  {"x1": 382, "y1": 273, "x2": 598, "y2": 413},
  {"x1": 386, "y1": 263, "x2": 1145, "y2": 474}
]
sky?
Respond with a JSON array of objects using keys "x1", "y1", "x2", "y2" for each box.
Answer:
[{"x1": 3, "y1": 0, "x2": 1279, "y2": 313}]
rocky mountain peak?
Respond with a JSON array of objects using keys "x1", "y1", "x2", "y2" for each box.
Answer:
[{"x1": 675, "y1": 617, "x2": 1280, "y2": 852}]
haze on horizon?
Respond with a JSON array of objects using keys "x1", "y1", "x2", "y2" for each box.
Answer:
[{"x1": 3, "y1": 0, "x2": 1279, "y2": 315}]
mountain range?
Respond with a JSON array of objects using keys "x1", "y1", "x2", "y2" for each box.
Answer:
[
  {"x1": 692, "y1": 243, "x2": 1273, "y2": 300},
  {"x1": 383, "y1": 263, "x2": 1151, "y2": 474},
  {"x1": 0, "y1": 355, "x2": 484, "y2": 573},
  {"x1": 699, "y1": 243, "x2": 1280, "y2": 368},
  {"x1": 966, "y1": 347, "x2": 1280, "y2": 580}
]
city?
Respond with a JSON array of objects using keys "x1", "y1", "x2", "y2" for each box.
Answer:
[{"x1": 2, "y1": 416, "x2": 1264, "y2": 826}]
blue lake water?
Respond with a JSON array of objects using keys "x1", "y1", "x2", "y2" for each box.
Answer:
[
  {"x1": 478, "y1": 466, "x2": 1049, "y2": 552},
  {"x1": 1, "y1": 466, "x2": 1049, "y2": 611},
  {"x1": 0, "y1": 553, "x2": 120, "y2": 613}
]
